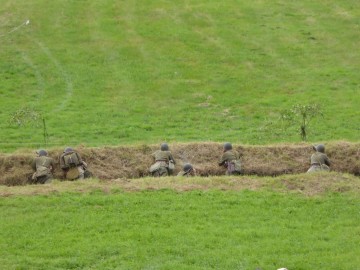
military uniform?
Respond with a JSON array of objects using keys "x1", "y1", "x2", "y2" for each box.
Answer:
[
  {"x1": 60, "y1": 148, "x2": 87, "y2": 180},
  {"x1": 307, "y1": 152, "x2": 331, "y2": 173},
  {"x1": 150, "y1": 150, "x2": 175, "y2": 177},
  {"x1": 31, "y1": 156, "x2": 55, "y2": 184},
  {"x1": 219, "y1": 150, "x2": 241, "y2": 175},
  {"x1": 177, "y1": 163, "x2": 195, "y2": 177}
]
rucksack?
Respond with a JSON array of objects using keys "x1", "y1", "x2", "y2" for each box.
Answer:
[{"x1": 63, "y1": 152, "x2": 81, "y2": 168}]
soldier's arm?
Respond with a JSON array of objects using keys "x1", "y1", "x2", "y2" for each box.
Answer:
[
  {"x1": 76, "y1": 152, "x2": 83, "y2": 163},
  {"x1": 218, "y1": 154, "x2": 226, "y2": 166},
  {"x1": 235, "y1": 150, "x2": 240, "y2": 160},
  {"x1": 50, "y1": 158, "x2": 55, "y2": 173},
  {"x1": 324, "y1": 156, "x2": 331, "y2": 166},
  {"x1": 76, "y1": 153, "x2": 87, "y2": 167},
  {"x1": 59, "y1": 155, "x2": 67, "y2": 169},
  {"x1": 169, "y1": 152, "x2": 176, "y2": 164},
  {"x1": 31, "y1": 159, "x2": 36, "y2": 171}
]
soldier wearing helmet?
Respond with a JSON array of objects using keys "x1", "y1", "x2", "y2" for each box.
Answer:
[
  {"x1": 149, "y1": 143, "x2": 176, "y2": 177},
  {"x1": 307, "y1": 144, "x2": 331, "y2": 173},
  {"x1": 177, "y1": 163, "x2": 196, "y2": 177},
  {"x1": 31, "y1": 149, "x2": 55, "y2": 184},
  {"x1": 60, "y1": 147, "x2": 88, "y2": 180},
  {"x1": 218, "y1": 142, "x2": 242, "y2": 175}
]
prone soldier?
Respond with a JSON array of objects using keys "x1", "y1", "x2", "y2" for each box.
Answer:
[{"x1": 177, "y1": 163, "x2": 196, "y2": 177}]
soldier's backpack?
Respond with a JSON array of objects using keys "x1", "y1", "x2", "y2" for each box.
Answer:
[{"x1": 63, "y1": 152, "x2": 81, "y2": 168}]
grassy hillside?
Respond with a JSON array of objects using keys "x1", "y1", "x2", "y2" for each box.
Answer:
[
  {"x1": 1, "y1": 0, "x2": 359, "y2": 151},
  {"x1": 1, "y1": 176, "x2": 360, "y2": 269}
]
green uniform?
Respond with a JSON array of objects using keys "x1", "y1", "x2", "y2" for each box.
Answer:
[
  {"x1": 150, "y1": 150, "x2": 175, "y2": 177},
  {"x1": 31, "y1": 156, "x2": 55, "y2": 184},
  {"x1": 60, "y1": 151, "x2": 85, "y2": 179},
  {"x1": 218, "y1": 150, "x2": 241, "y2": 175},
  {"x1": 307, "y1": 152, "x2": 331, "y2": 173}
]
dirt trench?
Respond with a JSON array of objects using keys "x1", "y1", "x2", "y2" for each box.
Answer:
[{"x1": 0, "y1": 142, "x2": 359, "y2": 186}]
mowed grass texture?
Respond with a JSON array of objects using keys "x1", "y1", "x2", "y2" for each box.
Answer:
[
  {"x1": 1, "y1": 182, "x2": 360, "y2": 269},
  {"x1": 0, "y1": 0, "x2": 359, "y2": 151}
]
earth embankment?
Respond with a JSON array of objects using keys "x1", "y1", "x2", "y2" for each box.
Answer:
[{"x1": 1, "y1": 142, "x2": 359, "y2": 186}]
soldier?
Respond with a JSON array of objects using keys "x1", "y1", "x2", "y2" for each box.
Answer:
[
  {"x1": 149, "y1": 143, "x2": 176, "y2": 177},
  {"x1": 307, "y1": 144, "x2": 331, "y2": 173},
  {"x1": 218, "y1": 142, "x2": 242, "y2": 175},
  {"x1": 177, "y1": 163, "x2": 196, "y2": 177},
  {"x1": 60, "y1": 147, "x2": 88, "y2": 180},
  {"x1": 31, "y1": 150, "x2": 55, "y2": 184}
]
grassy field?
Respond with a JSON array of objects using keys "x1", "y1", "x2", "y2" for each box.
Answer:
[
  {"x1": 1, "y1": 1, "x2": 360, "y2": 269},
  {"x1": 1, "y1": 0, "x2": 359, "y2": 152},
  {"x1": 1, "y1": 176, "x2": 359, "y2": 269}
]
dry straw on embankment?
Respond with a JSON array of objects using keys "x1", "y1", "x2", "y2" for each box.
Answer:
[{"x1": 0, "y1": 142, "x2": 359, "y2": 186}]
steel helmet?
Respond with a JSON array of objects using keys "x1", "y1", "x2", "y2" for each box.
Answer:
[
  {"x1": 183, "y1": 163, "x2": 193, "y2": 172},
  {"x1": 223, "y1": 142, "x2": 232, "y2": 151},
  {"x1": 316, "y1": 144, "x2": 325, "y2": 153},
  {"x1": 160, "y1": 143, "x2": 169, "y2": 151},
  {"x1": 64, "y1": 147, "x2": 73, "y2": 153},
  {"x1": 37, "y1": 149, "x2": 48, "y2": 156}
]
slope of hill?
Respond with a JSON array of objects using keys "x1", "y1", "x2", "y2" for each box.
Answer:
[{"x1": 0, "y1": 0, "x2": 359, "y2": 151}]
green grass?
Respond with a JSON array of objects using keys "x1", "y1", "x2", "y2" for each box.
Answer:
[
  {"x1": 1, "y1": 187, "x2": 359, "y2": 269},
  {"x1": 0, "y1": 0, "x2": 359, "y2": 152},
  {"x1": 1, "y1": 3, "x2": 359, "y2": 269}
]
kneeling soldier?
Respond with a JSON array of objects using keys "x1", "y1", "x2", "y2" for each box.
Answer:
[
  {"x1": 218, "y1": 142, "x2": 242, "y2": 175},
  {"x1": 149, "y1": 143, "x2": 176, "y2": 177},
  {"x1": 31, "y1": 150, "x2": 55, "y2": 184},
  {"x1": 307, "y1": 144, "x2": 331, "y2": 173},
  {"x1": 60, "y1": 147, "x2": 88, "y2": 180}
]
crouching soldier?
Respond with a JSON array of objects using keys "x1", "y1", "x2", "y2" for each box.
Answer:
[
  {"x1": 307, "y1": 144, "x2": 331, "y2": 173},
  {"x1": 177, "y1": 163, "x2": 196, "y2": 177},
  {"x1": 218, "y1": 142, "x2": 242, "y2": 175},
  {"x1": 60, "y1": 147, "x2": 88, "y2": 180},
  {"x1": 149, "y1": 143, "x2": 176, "y2": 177},
  {"x1": 31, "y1": 150, "x2": 55, "y2": 184}
]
